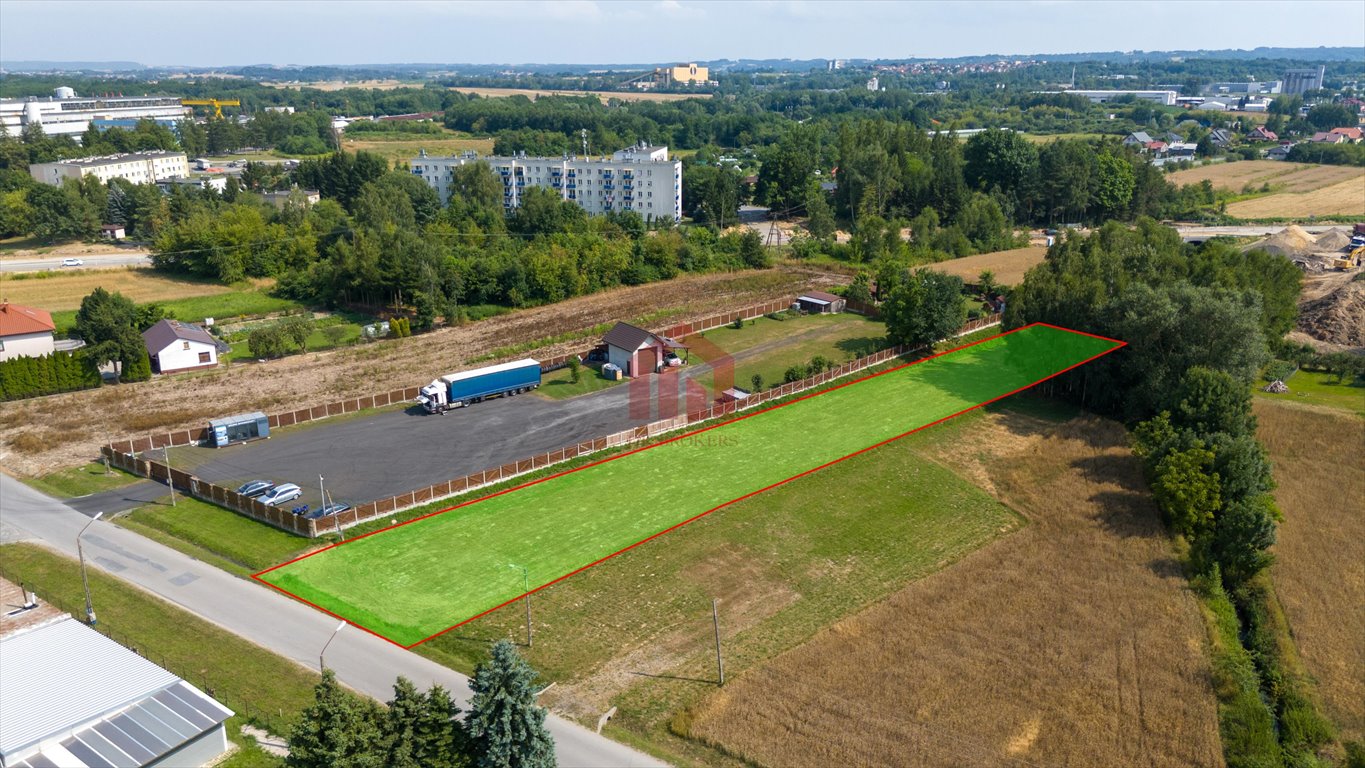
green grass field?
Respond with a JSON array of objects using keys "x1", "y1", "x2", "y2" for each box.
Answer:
[
  {"x1": 1253, "y1": 370, "x2": 1365, "y2": 415},
  {"x1": 259, "y1": 324, "x2": 1122, "y2": 646}
]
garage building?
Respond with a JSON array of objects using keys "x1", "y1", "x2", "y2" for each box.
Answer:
[
  {"x1": 602, "y1": 322, "x2": 687, "y2": 378},
  {"x1": 795, "y1": 290, "x2": 847, "y2": 314}
]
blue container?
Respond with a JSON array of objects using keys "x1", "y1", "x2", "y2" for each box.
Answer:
[{"x1": 443, "y1": 359, "x2": 541, "y2": 404}]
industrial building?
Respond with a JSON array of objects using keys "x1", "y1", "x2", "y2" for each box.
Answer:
[
  {"x1": 1050, "y1": 90, "x2": 1178, "y2": 106},
  {"x1": 29, "y1": 151, "x2": 189, "y2": 187},
  {"x1": 0, "y1": 86, "x2": 189, "y2": 141},
  {"x1": 1282, "y1": 66, "x2": 1326, "y2": 96},
  {"x1": 0, "y1": 582, "x2": 234, "y2": 768},
  {"x1": 410, "y1": 144, "x2": 682, "y2": 222},
  {"x1": 1203, "y1": 80, "x2": 1282, "y2": 96}
]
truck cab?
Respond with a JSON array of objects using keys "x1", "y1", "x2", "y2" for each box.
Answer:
[{"x1": 417, "y1": 380, "x2": 455, "y2": 414}]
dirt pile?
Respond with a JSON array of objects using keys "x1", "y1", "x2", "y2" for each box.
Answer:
[
  {"x1": 1314, "y1": 228, "x2": 1354, "y2": 252},
  {"x1": 1255, "y1": 225, "x2": 1319, "y2": 258},
  {"x1": 1298, "y1": 278, "x2": 1365, "y2": 347}
]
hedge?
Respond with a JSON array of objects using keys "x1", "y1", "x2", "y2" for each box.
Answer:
[{"x1": 0, "y1": 349, "x2": 102, "y2": 401}]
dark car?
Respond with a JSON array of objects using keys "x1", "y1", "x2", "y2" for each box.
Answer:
[
  {"x1": 308, "y1": 502, "x2": 352, "y2": 519},
  {"x1": 236, "y1": 480, "x2": 274, "y2": 498}
]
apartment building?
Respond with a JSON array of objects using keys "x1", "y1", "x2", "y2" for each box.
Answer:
[
  {"x1": 29, "y1": 151, "x2": 190, "y2": 187},
  {"x1": 410, "y1": 144, "x2": 682, "y2": 222}
]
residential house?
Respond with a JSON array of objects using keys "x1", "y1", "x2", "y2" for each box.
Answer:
[
  {"x1": 1122, "y1": 131, "x2": 1154, "y2": 148},
  {"x1": 1247, "y1": 126, "x2": 1279, "y2": 142},
  {"x1": 142, "y1": 319, "x2": 222, "y2": 374},
  {"x1": 1329, "y1": 127, "x2": 1364, "y2": 143},
  {"x1": 1265, "y1": 144, "x2": 1294, "y2": 161},
  {"x1": 1310, "y1": 132, "x2": 1347, "y2": 144},
  {"x1": 1207, "y1": 128, "x2": 1233, "y2": 147},
  {"x1": 0, "y1": 302, "x2": 56, "y2": 362},
  {"x1": 1161, "y1": 131, "x2": 1185, "y2": 144}
]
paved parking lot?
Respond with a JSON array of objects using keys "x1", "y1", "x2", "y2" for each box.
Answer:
[{"x1": 174, "y1": 377, "x2": 674, "y2": 511}]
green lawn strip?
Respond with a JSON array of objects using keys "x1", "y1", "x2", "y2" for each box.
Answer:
[
  {"x1": 51, "y1": 290, "x2": 302, "y2": 336},
  {"x1": 1253, "y1": 370, "x2": 1365, "y2": 416},
  {"x1": 116, "y1": 496, "x2": 317, "y2": 575},
  {"x1": 23, "y1": 462, "x2": 140, "y2": 498},
  {"x1": 536, "y1": 363, "x2": 627, "y2": 400},
  {"x1": 261, "y1": 324, "x2": 1120, "y2": 646},
  {"x1": 0, "y1": 543, "x2": 317, "y2": 756},
  {"x1": 694, "y1": 321, "x2": 889, "y2": 394}
]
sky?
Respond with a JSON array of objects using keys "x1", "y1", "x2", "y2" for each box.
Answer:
[{"x1": 1, "y1": 0, "x2": 1362, "y2": 67}]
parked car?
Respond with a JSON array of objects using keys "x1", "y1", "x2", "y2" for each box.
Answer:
[
  {"x1": 236, "y1": 480, "x2": 274, "y2": 498},
  {"x1": 61, "y1": 258, "x2": 83, "y2": 267},
  {"x1": 259, "y1": 483, "x2": 302, "y2": 506},
  {"x1": 663, "y1": 352, "x2": 684, "y2": 367},
  {"x1": 309, "y1": 502, "x2": 351, "y2": 519}
]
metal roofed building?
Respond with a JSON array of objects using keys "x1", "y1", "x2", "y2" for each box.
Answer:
[
  {"x1": 0, "y1": 87, "x2": 189, "y2": 142},
  {"x1": 0, "y1": 616, "x2": 233, "y2": 768}
]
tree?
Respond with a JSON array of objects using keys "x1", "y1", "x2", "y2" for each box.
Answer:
[
  {"x1": 756, "y1": 125, "x2": 818, "y2": 212},
  {"x1": 962, "y1": 128, "x2": 1038, "y2": 219},
  {"x1": 135, "y1": 303, "x2": 174, "y2": 332},
  {"x1": 804, "y1": 188, "x2": 836, "y2": 240},
  {"x1": 248, "y1": 325, "x2": 289, "y2": 359},
  {"x1": 1171, "y1": 366, "x2": 1255, "y2": 440},
  {"x1": 882, "y1": 269, "x2": 967, "y2": 348},
  {"x1": 282, "y1": 315, "x2": 317, "y2": 353},
  {"x1": 466, "y1": 640, "x2": 556, "y2": 768},
  {"x1": 1211, "y1": 494, "x2": 1277, "y2": 586},
  {"x1": 1305, "y1": 103, "x2": 1355, "y2": 131},
  {"x1": 750, "y1": 373, "x2": 764, "y2": 392},
  {"x1": 845, "y1": 272, "x2": 873, "y2": 305},
  {"x1": 1091, "y1": 153, "x2": 1135, "y2": 221},
  {"x1": 287, "y1": 669, "x2": 384, "y2": 768},
  {"x1": 738, "y1": 229, "x2": 766, "y2": 268},
  {"x1": 27, "y1": 182, "x2": 99, "y2": 242},
  {"x1": 381, "y1": 677, "x2": 468, "y2": 768},
  {"x1": 121, "y1": 346, "x2": 152, "y2": 382},
  {"x1": 74, "y1": 287, "x2": 144, "y2": 378},
  {"x1": 1151, "y1": 444, "x2": 1220, "y2": 539}
]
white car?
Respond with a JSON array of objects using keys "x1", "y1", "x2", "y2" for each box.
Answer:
[
  {"x1": 61, "y1": 258, "x2": 83, "y2": 267},
  {"x1": 259, "y1": 483, "x2": 302, "y2": 506}
]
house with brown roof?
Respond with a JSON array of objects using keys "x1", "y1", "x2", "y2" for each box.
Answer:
[
  {"x1": 0, "y1": 302, "x2": 56, "y2": 362},
  {"x1": 1247, "y1": 126, "x2": 1279, "y2": 142},
  {"x1": 602, "y1": 322, "x2": 686, "y2": 378},
  {"x1": 1329, "y1": 126, "x2": 1364, "y2": 143},
  {"x1": 142, "y1": 319, "x2": 222, "y2": 374}
]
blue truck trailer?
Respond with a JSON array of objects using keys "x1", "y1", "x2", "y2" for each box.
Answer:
[{"x1": 417, "y1": 359, "x2": 541, "y2": 414}]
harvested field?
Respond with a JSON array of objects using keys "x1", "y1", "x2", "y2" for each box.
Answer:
[
  {"x1": 265, "y1": 79, "x2": 414, "y2": 91},
  {"x1": 0, "y1": 269, "x2": 835, "y2": 475},
  {"x1": 1166, "y1": 161, "x2": 1363, "y2": 195},
  {"x1": 0, "y1": 269, "x2": 237, "y2": 312},
  {"x1": 929, "y1": 245, "x2": 1048, "y2": 286},
  {"x1": 1226, "y1": 177, "x2": 1365, "y2": 219},
  {"x1": 341, "y1": 135, "x2": 494, "y2": 163},
  {"x1": 1256, "y1": 400, "x2": 1365, "y2": 742},
  {"x1": 687, "y1": 408, "x2": 1222, "y2": 768},
  {"x1": 448, "y1": 86, "x2": 707, "y2": 103}
]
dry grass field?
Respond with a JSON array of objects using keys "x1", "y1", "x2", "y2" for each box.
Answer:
[
  {"x1": 265, "y1": 79, "x2": 414, "y2": 91},
  {"x1": 0, "y1": 269, "x2": 237, "y2": 312},
  {"x1": 1166, "y1": 161, "x2": 1363, "y2": 194},
  {"x1": 341, "y1": 135, "x2": 495, "y2": 164},
  {"x1": 931, "y1": 245, "x2": 1049, "y2": 286},
  {"x1": 0, "y1": 269, "x2": 835, "y2": 475},
  {"x1": 448, "y1": 86, "x2": 708, "y2": 103},
  {"x1": 1226, "y1": 176, "x2": 1365, "y2": 218},
  {"x1": 686, "y1": 407, "x2": 1223, "y2": 768},
  {"x1": 1256, "y1": 400, "x2": 1365, "y2": 742}
]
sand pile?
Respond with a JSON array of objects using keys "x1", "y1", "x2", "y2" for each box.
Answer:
[
  {"x1": 1254, "y1": 225, "x2": 1319, "y2": 258},
  {"x1": 1298, "y1": 279, "x2": 1365, "y2": 347},
  {"x1": 1314, "y1": 228, "x2": 1353, "y2": 252}
]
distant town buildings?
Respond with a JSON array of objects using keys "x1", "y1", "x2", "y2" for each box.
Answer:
[
  {"x1": 29, "y1": 151, "x2": 189, "y2": 187},
  {"x1": 0, "y1": 86, "x2": 189, "y2": 141},
  {"x1": 632, "y1": 63, "x2": 716, "y2": 90},
  {"x1": 1281, "y1": 66, "x2": 1326, "y2": 95},
  {"x1": 410, "y1": 143, "x2": 682, "y2": 222}
]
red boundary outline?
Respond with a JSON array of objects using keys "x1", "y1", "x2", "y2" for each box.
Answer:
[{"x1": 252, "y1": 321, "x2": 1125, "y2": 649}]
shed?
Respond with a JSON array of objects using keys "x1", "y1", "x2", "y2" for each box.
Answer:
[
  {"x1": 0, "y1": 614, "x2": 233, "y2": 768},
  {"x1": 602, "y1": 322, "x2": 687, "y2": 378},
  {"x1": 208, "y1": 411, "x2": 270, "y2": 447},
  {"x1": 719, "y1": 387, "x2": 751, "y2": 403},
  {"x1": 99, "y1": 223, "x2": 126, "y2": 240},
  {"x1": 795, "y1": 290, "x2": 847, "y2": 314}
]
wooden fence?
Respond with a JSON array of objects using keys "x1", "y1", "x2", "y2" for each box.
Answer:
[{"x1": 103, "y1": 308, "x2": 1000, "y2": 539}]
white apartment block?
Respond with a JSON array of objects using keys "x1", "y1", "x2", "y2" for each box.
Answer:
[
  {"x1": 410, "y1": 144, "x2": 682, "y2": 222},
  {"x1": 29, "y1": 151, "x2": 190, "y2": 187},
  {"x1": 0, "y1": 87, "x2": 189, "y2": 141}
]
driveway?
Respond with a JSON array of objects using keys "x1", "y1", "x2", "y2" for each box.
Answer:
[{"x1": 0, "y1": 473, "x2": 665, "y2": 768}]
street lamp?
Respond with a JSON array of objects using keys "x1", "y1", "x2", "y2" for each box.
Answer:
[
  {"x1": 77, "y1": 512, "x2": 103, "y2": 625},
  {"x1": 509, "y1": 563, "x2": 532, "y2": 647},
  {"x1": 319, "y1": 620, "x2": 347, "y2": 672}
]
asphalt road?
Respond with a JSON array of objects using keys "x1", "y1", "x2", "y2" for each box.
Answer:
[
  {"x1": 0, "y1": 252, "x2": 153, "y2": 272},
  {"x1": 0, "y1": 472, "x2": 666, "y2": 768},
  {"x1": 181, "y1": 374, "x2": 690, "y2": 510}
]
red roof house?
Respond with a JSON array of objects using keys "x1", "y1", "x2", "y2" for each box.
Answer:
[{"x1": 0, "y1": 302, "x2": 56, "y2": 362}]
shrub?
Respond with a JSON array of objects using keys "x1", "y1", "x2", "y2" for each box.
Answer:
[
  {"x1": 248, "y1": 325, "x2": 288, "y2": 359},
  {"x1": 567, "y1": 357, "x2": 581, "y2": 384},
  {"x1": 750, "y1": 373, "x2": 763, "y2": 392}
]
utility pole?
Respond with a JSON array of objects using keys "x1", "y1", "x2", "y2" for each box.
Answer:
[
  {"x1": 319, "y1": 620, "x2": 346, "y2": 672},
  {"x1": 162, "y1": 447, "x2": 176, "y2": 506},
  {"x1": 319, "y1": 474, "x2": 326, "y2": 517},
  {"x1": 510, "y1": 563, "x2": 532, "y2": 647},
  {"x1": 712, "y1": 598, "x2": 724, "y2": 686},
  {"x1": 78, "y1": 512, "x2": 104, "y2": 625}
]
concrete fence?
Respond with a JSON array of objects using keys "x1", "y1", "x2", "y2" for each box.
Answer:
[{"x1": 103, "y1": 306, "x2": 1000, "y2": 540}]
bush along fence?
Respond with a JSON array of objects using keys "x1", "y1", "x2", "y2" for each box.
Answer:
[{"x1": 101, "y1": 301, "x2": 995, "y2": 539}]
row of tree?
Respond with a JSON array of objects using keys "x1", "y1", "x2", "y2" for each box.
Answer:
[
  {"x1": 287, "y1": 640, "x2": 553, "y2": 768},
  {"x1": 0, "y1": 349, "x2": 102, "y2": 401}
]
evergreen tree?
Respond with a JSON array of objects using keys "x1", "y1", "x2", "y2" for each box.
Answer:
[
  {"x1": 287, "y1": 669, "x2": 384, "y2": 768},
  {"x1": 467, "y1": 640, "x2": 556, "y2": 768},
  {"x1": 382, "y1": 677, "x2": 468, "y2": 768}
]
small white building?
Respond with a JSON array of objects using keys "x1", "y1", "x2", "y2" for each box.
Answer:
[
  {"x1": 0, "y1": 302, "x2": 56, "y2": 362},
  {"x1": 29, "y1": 151, "x2": 189, "y2": 187},
  {"x1": 156, "y1": 175, "x2": 228, "y2": 194},
  {"x1": 143, "y1": 319, "x2": 220, "y2": 374},
  {"x1": 0, "y1": 614, "x2": 234, "y2": 768}
]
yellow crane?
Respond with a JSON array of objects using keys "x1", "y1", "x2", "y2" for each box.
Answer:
[{"x1": 181, "y1": 98, "x2": 241, "y2": 118}]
